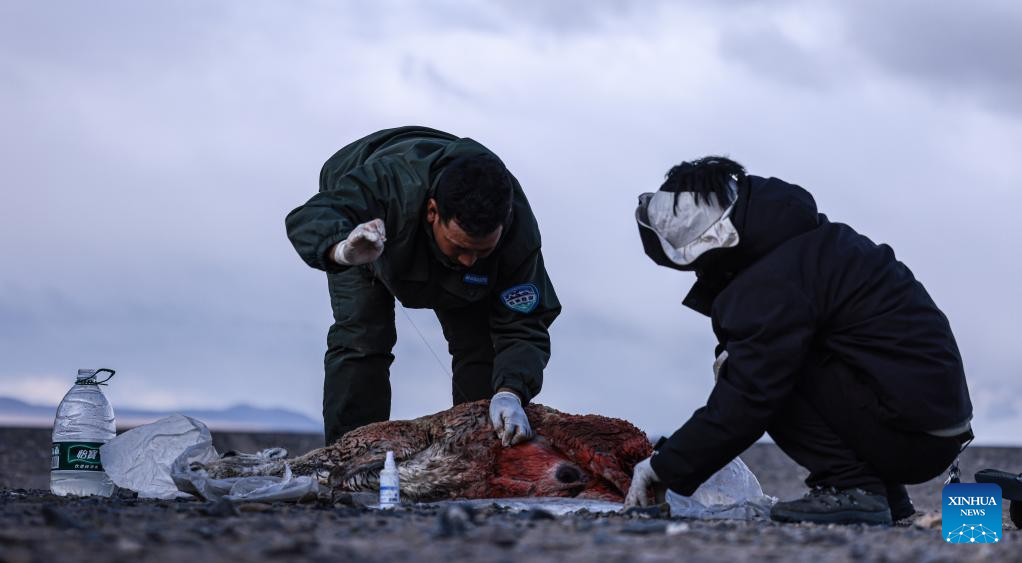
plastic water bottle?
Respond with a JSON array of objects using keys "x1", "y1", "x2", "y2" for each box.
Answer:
[
  {"x1": 379, "y1": 450, "x2": 400, "y2": 508},
  {"x1": 50, "y1": 368, "x2": 117, "y2": 497}
]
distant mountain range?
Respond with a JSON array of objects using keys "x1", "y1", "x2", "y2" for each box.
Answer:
[{"x1": 0, "y1": 396, "x2": 321, "y2": 433}]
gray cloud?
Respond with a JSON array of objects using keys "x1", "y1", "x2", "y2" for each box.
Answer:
[
  {"x1": 838, "y1": 0, "x2": 1022, "y2": 116},
  {"x1": 717, "y1": 19, "x2": 838, "y2": 91}
]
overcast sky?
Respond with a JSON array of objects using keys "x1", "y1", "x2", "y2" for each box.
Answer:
[{"x1": 2, "y1": 1, "x2": 1020, "y2": 444}]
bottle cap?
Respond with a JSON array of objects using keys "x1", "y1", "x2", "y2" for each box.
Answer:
[
  {"x1": 384, "y1": 451, "x2": 396, "y2": 472},
  {"x1": 75, "y1": 368, "x2": 115, "y2": 385}
]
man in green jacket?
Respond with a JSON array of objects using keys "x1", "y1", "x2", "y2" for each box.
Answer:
[{"x1": 286, "y1": 126, "x2": 561, "y2": 446}]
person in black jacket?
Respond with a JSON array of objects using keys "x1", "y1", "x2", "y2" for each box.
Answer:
[
  {"x1": 623, "y1": 156, "x2": 973, "y2": 525},
  {"x1": 285, "y1": 127, "x2": 560, "y2": 447}
]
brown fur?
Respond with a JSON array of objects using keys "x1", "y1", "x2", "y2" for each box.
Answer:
[{"x1": 203, "y1": 400, "x2": 652, "y2": 502}]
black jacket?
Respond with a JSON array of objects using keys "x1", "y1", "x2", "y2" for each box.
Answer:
[
  {"x1": 285, "y1": 127, "x2": 560, "y2": 402},
  {"x1": 649, "y1": 175, "x2": 973, "y2": 495}
]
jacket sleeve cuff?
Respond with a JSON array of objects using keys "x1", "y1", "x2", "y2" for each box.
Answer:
[
  {"x1": 491, "y1": 376, "x2": 535, "y2": 405},
  {"x1": 649, "y1": 447, "x2": 701, "y2": 497},
  {"x1": 313, "y1": 231, "x2": 353, "y2": 273}
]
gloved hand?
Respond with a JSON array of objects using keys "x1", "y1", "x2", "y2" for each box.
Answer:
[
  {"x1": 489, "y1": 390, "x2": 534, "y2": 447},
  {"x1": 331, "y1": 219, "x2": 386, "y2": 266},
  {"x1": 624, "y1": 457, "x2": 668, "y2": 508}
]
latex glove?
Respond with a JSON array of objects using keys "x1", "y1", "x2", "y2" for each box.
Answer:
[
  {"x1": 331, "y1": 219, "x2": 386, "y2": 266},
  {"x1": 623, "y1": 457, "x2": 668, "y2": 508},
  {"x1": 489, "y1": 391, "x2": 534, "y2": 447}
]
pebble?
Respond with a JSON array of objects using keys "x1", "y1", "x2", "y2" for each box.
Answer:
[
  {"x1": 0, "y1": 530, "x2": 33, "y2": 546},
  {"x1": 433, "y1": 505, "x2": 474, "y2": 538},
  {"x1": 488, "y1": 524, "x2": 519, "y2": 547},
  {"x1": 620, "y1": 521, "x2": 668, "y2": 535},
  {"x1": 0, "y1": 548, "x2": 32, "y2": 563},
  {"x1": 115, "y1": 537, "x2": 144, "y2": 555},
  {"x1": 622, "y1": 503, "x2": 670, "y2": 519},
  {"x1": 911, "y1": 512, "x2": 941, "y2": 529},
  {"x1": 522, "y1": 508, "x2": 557, "y2": 521},
  {"x1": 573, "y1": 519, "x2": 593, "y2": 533},
  {"x1": 200, "y1": 499, "x2": 239, "y2": 518},
  {"x1": 40, "y1": 505, "x2": 82, "y2": 530},
  {"x1": 666, "y1": 522, "x2": 690, "y2": 535},
  {"x1": 263, "y1": 537, "x2": 318, "y2": 556},
  {"x1": 592, "y1": 530, "x2": 618, "y2": 545}
]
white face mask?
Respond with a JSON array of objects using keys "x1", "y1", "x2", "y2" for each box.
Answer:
[{"x1": 635, "y1": 181, "x2": 740, "y2": 267}]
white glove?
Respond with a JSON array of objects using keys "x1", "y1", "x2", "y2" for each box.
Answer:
[
  {"x1": 489, "y1": 391, "x2": 534, "y2": 447},
  {"x1": 331, "y1": 219, "x2": 386, "y2": 266},
  {"x1": 623, "y1": 457, "x2": 666, "y2": 508}
]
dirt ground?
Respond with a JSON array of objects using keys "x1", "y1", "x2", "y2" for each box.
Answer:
[{"x1": 1, "y1": 427, "x2": 1018, "y2": 562}]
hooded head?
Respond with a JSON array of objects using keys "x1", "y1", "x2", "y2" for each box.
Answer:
[
  {"x1": 638, "y1": 156, "x2": 823, "y2": 315},
  {"x1": 636, "y1": 156, "x2": 746, "y2": 271}
]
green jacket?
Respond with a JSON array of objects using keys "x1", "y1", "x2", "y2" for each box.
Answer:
[{"x1": 285, "y1": 126, "x2": 561, "y2": 402}]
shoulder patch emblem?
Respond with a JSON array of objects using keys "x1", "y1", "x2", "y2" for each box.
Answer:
[{"x1": 500, "y1": 284, "x2": 540, "y2": 314}]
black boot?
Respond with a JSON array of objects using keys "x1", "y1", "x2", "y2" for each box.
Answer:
[
  {"x1": 770, "y1": 486, "x2": 893, "y2": 525},
  {"x1": 885, "y1": 483, "x2": 916, "y2": 522}
]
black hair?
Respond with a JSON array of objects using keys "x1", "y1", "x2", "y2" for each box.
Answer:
[
  {"x1": 660, "y1": 155, "x2": 746, "y2": 207},
  {"x1": 435, "y1": 154, "x2": 514, "y2": 237}
]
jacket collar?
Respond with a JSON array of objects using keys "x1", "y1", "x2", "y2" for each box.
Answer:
[
  {"x1": 680, "y1": 176, "x2": 821, "y2": 316},
  {"x1": 682, "y1": 272, "x2": 733, "y2": 317}
]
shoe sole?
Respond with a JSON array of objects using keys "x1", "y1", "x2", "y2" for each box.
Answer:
[
  {"x1": 975, "y1": 469, "x2": 1022, "y2": 501},
  {"x1": 889, "y1": 502, "x2": 916, "y2": 522},
  {"x1": 771, "y1": 508, "x2": 892, "y2": 526}
]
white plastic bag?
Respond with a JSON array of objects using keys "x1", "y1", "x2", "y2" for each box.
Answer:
[
  {"x1": 100, "y1": 414, "x2": 218, "y2": 499},
  {"x1": 667, "y1": 456, "x2": 776, "y2": 519},
  {"x1": 171, "y1": 446, "x2": 320, "y2": 503},
  {"x1": 99, "y1": 413, "x2": 319, "y2": 503}
]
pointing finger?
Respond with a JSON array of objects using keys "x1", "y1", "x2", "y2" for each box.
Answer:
[
  {"x1": 624, "y1": 487, "x2": 640, "y2": 508},
  {"x1": 368, "y1": 219, "x2": 386, "y2": 239},
  {"x1": 501, "y1": 424, "x2": 515, "y2": 447},
  {"x1": 624, "y1": 478, "x2": 649, "y2": 508},
  {"x1": 509, "y1": 424, "x2": 531, "y2": 446}
]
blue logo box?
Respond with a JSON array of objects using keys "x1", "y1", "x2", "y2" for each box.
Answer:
[{"x1": 942, "y1": 483, "x2": 1002, "y2": 544}]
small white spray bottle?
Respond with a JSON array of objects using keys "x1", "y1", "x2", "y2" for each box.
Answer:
[{"x1": 379, "y1": 451, "x2": 400, "y2": 508}]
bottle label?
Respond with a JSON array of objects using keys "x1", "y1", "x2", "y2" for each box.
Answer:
[
  {"x1": 379, "y1": 485, "x2": 400, "y2": 507},
  {"x1": 51, "y1": 442, "x2": 105, "y2": 472}
]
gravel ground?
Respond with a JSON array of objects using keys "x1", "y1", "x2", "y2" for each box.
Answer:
[{"x1": 1, "y1": 427, "x2": 1018, "y2": 562}]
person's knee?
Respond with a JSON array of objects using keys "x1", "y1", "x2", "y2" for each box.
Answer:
[
  {"x1": 451, "y1": 362, "x2": 494, "y2": 404},
  {"x1": 327, "y1": 270, "x2": 396, "y2": 348},
  {"x1": 450, "y1": 345, "x2": 495, "y2": 369},
  {"x1": 326, "y1": 324, "x2": 397, "y2": 359}
]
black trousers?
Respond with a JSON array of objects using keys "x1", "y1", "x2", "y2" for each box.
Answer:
[
  {"x1": 766, "y1": 356, "x2": 965, "y2": 496},
  {"x1": 322, "y1": 267, "x2": 494, "y2": 445}
]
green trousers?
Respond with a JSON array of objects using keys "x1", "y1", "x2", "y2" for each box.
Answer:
[{"x1": 323, "y1": 266, "x2": 494, "y2": 445}]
